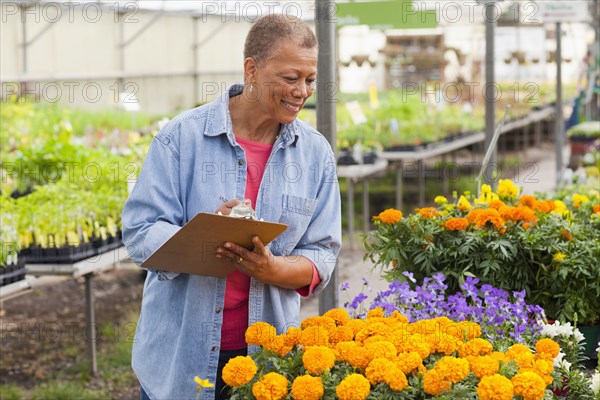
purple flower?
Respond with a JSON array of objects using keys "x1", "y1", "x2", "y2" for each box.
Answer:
[
  {"x1": 339, "y1": 282, "x2": 350, "y2": 292},
  {"x1": 402, "y1": 271, "x2": 416, "y2": 283},
  {"x1": 344, "y1": 273, "x2": 546, "y2": 346},
  {"x1": 350, "y1": 292, "x2": 368, "y2": 310}
]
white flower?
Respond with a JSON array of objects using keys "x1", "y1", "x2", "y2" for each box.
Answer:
[
  {"x1": 573, "y1": 329, "x2": 585, "y2": 343},
  {"x1": 591, "y1": 372, "x2": 600, "y2": 395},
  {"x1": 553, "y1": 352, "x2": 571, "y2": 371}
]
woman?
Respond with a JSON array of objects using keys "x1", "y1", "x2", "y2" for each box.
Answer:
[{"x1": 122, "y1": 14, "x2": 341, "y2": 400}]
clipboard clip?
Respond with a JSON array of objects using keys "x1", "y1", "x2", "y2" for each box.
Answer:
[{"x1": 230, "y1": 199, "x2": 256, "y2": 220}]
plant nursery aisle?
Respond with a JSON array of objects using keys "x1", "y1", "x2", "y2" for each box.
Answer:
[{"x1": 0, "y1": 268, "x2": 145, "y2": 399}]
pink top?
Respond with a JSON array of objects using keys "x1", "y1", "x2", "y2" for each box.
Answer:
[{"x1": 220, "y1": 137, "x2": 321, "y2": 350}]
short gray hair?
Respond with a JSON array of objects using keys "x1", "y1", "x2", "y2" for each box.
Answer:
[{"x1": 244, "y1": 14, "x2": 317, "y2": 64}]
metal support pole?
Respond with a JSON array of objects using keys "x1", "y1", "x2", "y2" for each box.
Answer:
[
  {"x1": 193, "y1": 17, "x2": 199, "y2": 106},
  {"x1": 347, "y1": 179, "x2": 355, "y2": 251},
  {"x1": 316, "y1": 0, "x2": 338, "y2": 315},
  {"x1": 442, "y1": 155, "x2": 449, "y2": 196},
  {"x1": 555, "y1": 22, "x2": 564, "y2": 186},
  {"x1": 534, "y1": 120, "x2": 542, "y2": 146},
  {"x1": 362, "y1": 179, "x2": 369, "y2": 233},
  {"x1": 484, "y1": 1, "x2": 497, "y2": 188},
  {"x1": 523, "y1": 124, "x2": 529, "y2": 157},
  {"x1": 118, "y1": 12, "x2": 125, "y2": 91},
  {"x1": 84, "y1": 274, "x2": 97, "y2": 376},
  {"x1": 418, "y1": 160, "x2": 425, "y2": 207},
  {"x1": 395, "y1": 161, "x2": 404, "y2": 211}
]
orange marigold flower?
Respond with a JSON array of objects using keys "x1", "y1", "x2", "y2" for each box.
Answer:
[
  {"x1": 323, "y1": 308, "x2": 350, "y2": 326},
  {"x1": 394, "y1": 351, "x2": 424, "y2": 374},
  {"x1": 374, "y1": 208, "x2": 402, "y2": 224},
  {"x1": 221, "y1": 356, "x2": 258, "y2": 387},
  {"x1": 245, "y1": 322, "x2": 277, "y2": 346},
  {"x1": 252, "y1": 372, "x2": 288, "y2": 400},
  {"x1": 506, "y1": 344, "x2": 535, "y2": 368},
  {"x1": 435, "y1": 356, "x2": 470, "y2": 383},
  {"x1": 390, "y1": 310, "x2": 409, "y2": 323},
  {"x1": 491, "y1": 351, "x2": 509, "y2": 363},
  {"x1": 489, "y1": 199, "x2": 506, "y2": 210},
  {"x1": 417, "y1": 207, "x2": 440, "y2": 218},
  {"x1": 336, "y1": 374, "x2": 370, "y2": 400},
  {"x1": 263, "y1": 334, "x2": 292, "y2": 357},
  {"x1": 329, "y1": 325, "x2": 354, "y2": 344},
  {"x1": 344, "y1": 319, "x2": 367, "y2": 335},
  {"x1": 301, "y1": 316, "x2": 337, "y2": 335},
  {"x1": 594, "y1": 204, "x2": 600, "y2": 214},
  {"x1": 344, "y1": 344, "x2": 372, "y2": 370},
  {"x1": 291, "y1": 375, "x2": 324, "y2": 400},
  {"x1": 302, "y1": 346, "x2": 335, "y2": 375},
  {"x1": 299, "y1": 326, "x2": 330, "y2": 347},
  {"x1": 533, "y1": 199, "x2": 556, "y2": 213},
  {"x1": 423, "y1": 368, "x2": 451, "y2": 396},
  {"x1": 560, "y1": 229, "x2": 573, "y2": 241},
  {"x1": 518, "y1": 195, "x2": 537, "y2": 208},
  {"x1": 459, "y1": 321, "x2": 482, "y2": 340},
  {"x1": 444, "y1": 217, "x2": 469, "y2": 231},
  {"x1": 512, "y1": 371, "x2": 547, "y2": 400},
  {"x1": 508, "y1": 206, "x2": 538, "y2": 223},
  {"x1": 365, "y1": 340, "x2": 397, "y2": 360},
  {"x1": 469, "y1": 355, "x2": 500, "y2": 378},
  {"x1": 365, "y1": 358, "x2": 394, "y2": 384},
  {"x1": 532, "y1": 357, "x2": 554, "y2": 376},
  {"x1": 467, "y1": 208, "x2": 505, "y2": 229},
  {"x1": 459, "y1": 338, "x2": 493, "y2": 358},
  {"x1": 535, "y1": 338, "x2": 560, "y2": 359},
  {"x1": 384, "y1": 366, "x2": 408, "y2": 391},
  {"x1": 367, "y1": 307, "x2": 385, "y2": 319},
  {"x1": 477, "y1": 374, "x2": 514, "y2": 400},
  {"x1": 283, "y1": 326, "x2": 302, "y2": 347}
]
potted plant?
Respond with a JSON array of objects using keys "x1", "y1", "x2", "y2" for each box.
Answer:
[
  {"x1": 363, "y1": 180, "x2": 600, "y2": 348},
  {"x1": 0, "y1": 200, "x2": 25, "y2": 287}
]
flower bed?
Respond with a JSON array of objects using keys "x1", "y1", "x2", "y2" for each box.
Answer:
[
  {"x1": 222, "y1": 310, "x2": 564, "y2": 399},
  {"x1": 363, "y1": 179, "x2": 600, "y2": 326}
]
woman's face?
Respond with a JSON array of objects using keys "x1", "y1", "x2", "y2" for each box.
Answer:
[{"x1": 250, "y1": 42, "x2": 318, "y2": 125}]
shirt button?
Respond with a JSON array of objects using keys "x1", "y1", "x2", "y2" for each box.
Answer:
[
  {"x1": 238, "y1": 159, "x2": 244, "y2": 166},
  {"x1": 215, "y1": 306, "x2": 222, "y2": 313}
]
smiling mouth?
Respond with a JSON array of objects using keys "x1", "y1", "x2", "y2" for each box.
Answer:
[{"x1": 282, "y1": 100, "x2": 302, "y2": 112}]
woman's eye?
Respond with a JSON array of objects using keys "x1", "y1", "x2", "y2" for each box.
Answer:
[
  {"x1": 307, "y1": 80, "x2": 316, "y2": 88},
  {"x1": 284, "y1": 77, "x2": 297, "y2": 82}
]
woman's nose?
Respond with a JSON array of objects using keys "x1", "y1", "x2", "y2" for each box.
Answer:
[{"x1": 292, "y1": 80, "x2": 311, "y2": 98}]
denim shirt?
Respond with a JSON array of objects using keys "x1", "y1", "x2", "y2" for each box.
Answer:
[{"x1": 122, "y1": 84, "x2": 342, "y2": 400}]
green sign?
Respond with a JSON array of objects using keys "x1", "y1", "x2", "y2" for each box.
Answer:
[{"x1": 336, "y1": 0, "x2": 438, "y2": 30}]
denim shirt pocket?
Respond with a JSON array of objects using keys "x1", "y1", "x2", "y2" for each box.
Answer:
[{"x1": 272, "y1": 194, "x2": 316, "y2": 255}]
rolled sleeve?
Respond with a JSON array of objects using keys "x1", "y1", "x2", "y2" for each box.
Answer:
[{"x1": 289, "y1": 150, "x2": 341, "y2": 296}]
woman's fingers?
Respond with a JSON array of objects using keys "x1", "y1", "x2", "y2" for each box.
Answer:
[{"x1": 214, "y1": 199, "x2": 241, "y2": 215}]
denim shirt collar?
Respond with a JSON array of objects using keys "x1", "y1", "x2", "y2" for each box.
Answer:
[{"x1": 204, "y1": 83, "x2": 299, "y2": 147}]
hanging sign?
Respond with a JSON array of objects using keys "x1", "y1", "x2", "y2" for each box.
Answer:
[{"x1": 539, "y1": 1, "x2": 591, "y2": 23}]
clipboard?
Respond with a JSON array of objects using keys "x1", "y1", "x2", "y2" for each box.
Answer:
[{"x1": 141, "y1": 212, "x2": 288, "y2": 277}]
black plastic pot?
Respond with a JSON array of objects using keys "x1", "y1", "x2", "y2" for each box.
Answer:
[
  {"x1": 337, "y1": 149, "x2": 358, "y2": 165},
  {"x1": 363, "y1": 152, "x2": 378, "y2": 164},
  {"x1": 0, "y1": 260, "x2": 26, "y2": 287}
]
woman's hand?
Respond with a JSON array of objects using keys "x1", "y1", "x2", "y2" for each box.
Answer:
[
  {"x1": 216, "y1": 236, "x2": 314, "y2": 289},
  {"x1": 215, "y1": 199, "x2": 240, "y2": 216},
  {"x1": 216, "y1": 236, "x2": 278, "y2": 284}
]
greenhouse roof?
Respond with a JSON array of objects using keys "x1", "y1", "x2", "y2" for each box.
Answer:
[{"x1": 5, "y1": 0, "x2": 317, "y2": 19}]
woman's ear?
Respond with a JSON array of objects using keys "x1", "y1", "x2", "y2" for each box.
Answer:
[{"x1": 243, "y1": 57, "x2": 258, "y2": 84}]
